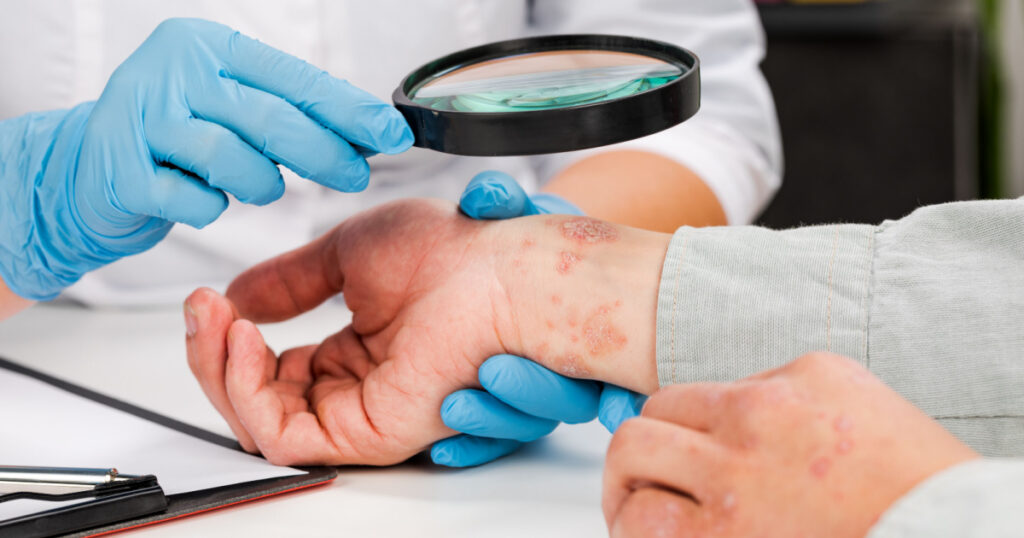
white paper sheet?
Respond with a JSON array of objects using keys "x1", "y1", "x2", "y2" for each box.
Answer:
[{"x1": 0, "y1": 367, "x2": 304, "y2": 521}]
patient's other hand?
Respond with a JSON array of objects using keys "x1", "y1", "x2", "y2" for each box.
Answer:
[{"x1": 602, "y1": 353, "x2": 979, "y2": 538}]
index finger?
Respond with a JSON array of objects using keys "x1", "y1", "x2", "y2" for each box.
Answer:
[
  {"x1": 641, "y1": 383, "x2": 731, "y2": 432},
  {"x1": 226, "y1": 229, "x2": 342, "y2": 322},
  {"x1": 603, "y1": 417, "x2": 724, "y2": 528},
  {"x1": 197, "y1": 20, "x2": 413, "y2": 154}
]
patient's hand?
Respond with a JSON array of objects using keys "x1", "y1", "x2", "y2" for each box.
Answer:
[
  {"x1": 185, "y1": 199, "x2": 667, "y2": 465},
  {"x1": 603, "y1": 353, "x2": 979, "y2": 538}
]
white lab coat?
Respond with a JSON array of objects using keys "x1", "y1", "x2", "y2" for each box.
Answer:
[{"x1": 0, "y1": 0, "x2": 781, "y2": 305}]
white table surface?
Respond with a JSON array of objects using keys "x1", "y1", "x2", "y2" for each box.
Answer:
[{"x1": 0, "y1": 301, "x2": 611, "y2": 537}]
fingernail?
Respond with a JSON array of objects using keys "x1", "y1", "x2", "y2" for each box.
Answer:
[{"x1": 184, "y1": 301, "x2": 198, "y2": 337}]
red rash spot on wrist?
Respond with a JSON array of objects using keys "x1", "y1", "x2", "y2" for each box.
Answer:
[
  {"x1": 558, "y1": 217, "x2": 619, "y2": 244},
  {"x1": 809, "y1": 457, "x2": 831, "y2": 478},
  {"x1": 836, "y1": 438, "x2": 854, "y2": 454},
  {"x1": 582, "y1": 304, "x2": 627, "y2": 356},
  {"x1": 550, "y1": 294, "x2": 562, "y2": 306},
  {"x1": 833, "y1": 414, "x2": 854, "y2": 433},
  {"x1": 556, "y1": 251, "x2": 582, "y2": 274},
  {"x1": 558, "y1": 353, "x2": 587, "y2": 377}
]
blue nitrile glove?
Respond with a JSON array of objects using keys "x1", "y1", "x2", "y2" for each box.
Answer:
[
  {"x1": 0, "y1": 18, "x2": 412, "y2": 301},
  {"x1": 430, "y1": 171, "x2": 647, "y2": 468}
]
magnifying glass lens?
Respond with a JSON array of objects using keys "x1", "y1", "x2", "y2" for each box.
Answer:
[
  {"x1": 393, "y1": 35, "x2": 700, "y2": 155},
  {"x1": 410, "y1": 50, "x2": 685, "y2": 113}
]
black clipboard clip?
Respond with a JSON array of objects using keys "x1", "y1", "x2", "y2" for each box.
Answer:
[{"x1": 0, "y1": 466, "x2": 168, "y2": 538}]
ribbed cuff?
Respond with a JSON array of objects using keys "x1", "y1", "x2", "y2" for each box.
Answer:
[{"x1": 655, "y1": 223, "x2": 876, "y2": 386}]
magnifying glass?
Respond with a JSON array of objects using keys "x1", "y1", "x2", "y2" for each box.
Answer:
[{"x1": 392, "y1": 34, "x2": 700, "y2": 156}]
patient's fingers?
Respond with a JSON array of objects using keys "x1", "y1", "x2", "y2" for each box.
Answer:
[
  {"x1": 226, "y1": 231, "x2": 343, "y2": 323},
  {"x1": 184, "y1": 287, "x2": 256, "y2": 451},
  {"x1": 603, "y1": 417, "x2": 724, "y2": 528},
  {"x1": 224, "y1": 319, "x2": 346, "y2": 465}
]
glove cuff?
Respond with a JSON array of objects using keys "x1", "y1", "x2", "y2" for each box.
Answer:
[
  {"x1": 528, "y1": 192, "x2": 584, "y2": 216},
  {"x1": 0, "y1": 103, "x2": 168, "y2": 300},
  {"x1": 0, "y1": 107, "x2": 86, "y2": 300}
]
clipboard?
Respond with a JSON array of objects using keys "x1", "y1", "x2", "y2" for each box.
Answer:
[{"x1": 0, "y1": 356, "x2": 337, "y2": 537}]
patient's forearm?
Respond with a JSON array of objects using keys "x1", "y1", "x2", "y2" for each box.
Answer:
[
  {"x1": 0, "y1": 276, "x2": 33, "y2": 320},
  {"x1": 492, "y1": 215, "x2": 670, "y2": 394},
  {"x1": 543, "y1": 149, "x2": 727, "y2": 232}
]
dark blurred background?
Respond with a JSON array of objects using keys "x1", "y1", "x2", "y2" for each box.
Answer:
[{"x1": 752, "y1": 0, "x2": 1022, "y2": 228}]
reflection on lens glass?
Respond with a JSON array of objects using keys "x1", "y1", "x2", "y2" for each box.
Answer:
[{"x1": 410, "y1": 50, "x2": 685, "y2": 113}]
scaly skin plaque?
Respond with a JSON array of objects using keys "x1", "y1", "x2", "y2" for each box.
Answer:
[{"x1": 557, "y1": 217, "x2": 620, "y2": 244}]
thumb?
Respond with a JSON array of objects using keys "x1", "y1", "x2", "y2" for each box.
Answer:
[
  {"x1": 459, "y1": 170, "x2": 540, "y2": 219},
  {"x1": 598, "y1": 385, "x2": 648, "y2": 433}
]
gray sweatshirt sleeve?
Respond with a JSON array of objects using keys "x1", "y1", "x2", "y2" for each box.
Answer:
[
  {"x1": 867, "y1": 459, "x2": 1024, "y2": 538},
  {"x1": 655, "y1": 198, "x2": 1024, "y2": 456}
]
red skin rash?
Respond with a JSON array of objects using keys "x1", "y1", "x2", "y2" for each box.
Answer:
[
  {"x1": 557, "y1": 217, "x2": 620, "y2": 245},
  {"x1": 556, "y1": 251, "x2": 582, "y2": 274},
  {"x1": 809, "y1": 457, "x2": 832, "y2": 478},
  {"x1": 581, "y1": 304, "x2": 627, "y2": 357},
  {"x1": 559, "y1": 353, "x2": 587, "y2": 377},
  {"x1": 833, "y1": 414, "x2": 854, "y2": 433},
  {"x1": 550, "y1": 294, "x2": 562, "y2": 306}
]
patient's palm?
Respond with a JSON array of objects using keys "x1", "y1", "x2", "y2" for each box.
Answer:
[{"x1": 225, "y1": 200, "x2": 509, "y2": 465}]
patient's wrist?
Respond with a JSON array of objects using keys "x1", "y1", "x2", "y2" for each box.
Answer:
[{"x1": 491, "y1": 216, "x2": 669, "y2": 393}]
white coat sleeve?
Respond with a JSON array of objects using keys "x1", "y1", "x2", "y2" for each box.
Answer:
[
  {"x1": 528, "y1": 0, "x2": 783, "y2": 224},
  {"x1": 867, "y1": 459, "x2": 1024, "y2": 538}
]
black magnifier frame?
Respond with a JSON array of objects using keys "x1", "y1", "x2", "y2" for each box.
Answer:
[{"x1": 392, "y1": 34, "x2": 700, "y2": 156}]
